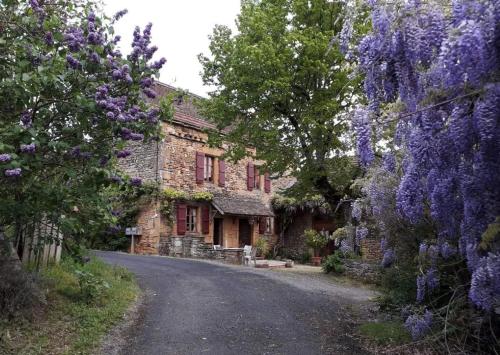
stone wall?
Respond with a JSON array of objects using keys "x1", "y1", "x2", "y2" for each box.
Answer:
[
  {"x1": 343, "y1": 259, "x2": 381, "y2": 284},
  {"x1": 360, "y1": 237, "x2": 382, "y2": 261},
  {"x1": 281, "y1": 212, "x2": 313, "y2": 259},
  {"x1": 118, "y1": 140, "x2": 160, "y2": 183}
]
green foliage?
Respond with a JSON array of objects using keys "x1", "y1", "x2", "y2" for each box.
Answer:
[
  {"x1": 255, "y1": 238, "x2": 269, "y2": 257},
  {"x1": 74, "y1": 269, "x2": 110, "y2": 304},
  {"x1": 192, "y1": 191, "x2": 214, "y2": 202},
  {"x1": 479, "y1": 216, "x2": 500, "y2": 251},
  {"x1": 358, "y1": 321, "x2": 411, "y2": 345},
  {"x1": 378, "y1": 264, "x2": 418, "y2": 310},
  {"x1": 162, "y1": 187, "x2": 189, "y2": 201},
  {"x1": 304, "y1": 229, "x2": 328, "y2": 250},
  {"x1": 199, "y1": 0, "x2": 363, "y2": 209},
  {"x1": 299, "y1": 251, "x2": 312, "y2": 264},
  {"x1": 322, "y1": 251, "x2": 344, "y2": 274},
  {"x1": 1, "y1": 257, "x2": 139, "y2": 354}
]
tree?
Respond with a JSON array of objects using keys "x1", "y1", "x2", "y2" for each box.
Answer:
[
  {"x1": 199, "y1": 0, "x2": 363, "y2": 210},
  {"x1": 0, "y1": 0, "x2": 165, "y2": 254}
]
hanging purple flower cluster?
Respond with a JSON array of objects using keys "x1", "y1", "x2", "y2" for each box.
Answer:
[
  {"x1": 20, "y1": 143, "x2": 36, "y2": 154},
  {"x1": 405, "y1": 310, "x2": 433, "y2": 340},
  {"x1": 353, "y1": 0, "x2": 500, "y2": 313},
  {"x1": 355, "y1": 226, "x2": 368, "y2": 245}
]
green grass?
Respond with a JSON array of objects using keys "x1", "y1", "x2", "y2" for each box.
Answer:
[
  {"x1": 358, "y1": 321, "x2": 411, "y2": 346},
  {"x1": 0, "y1": 257, "x2": 139, "y2": 355}
]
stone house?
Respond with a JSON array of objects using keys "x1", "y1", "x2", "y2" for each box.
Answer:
[{"x1": 119, "y1": 82, "x2": 276, "y2": 257}]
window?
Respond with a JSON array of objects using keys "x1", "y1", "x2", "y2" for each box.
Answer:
[
  {"x1": 204, "y1": 156, "x2": 214, "y2": 182},
  {"x1": 254, "y1": 166, "x2": 260, "y2": 189},
  {"x1": 266, "y1": 217, "x2": 272, "y2": 233},
  {"x1": 186, "y1": 207, "x2": 197, "y2": 232}
]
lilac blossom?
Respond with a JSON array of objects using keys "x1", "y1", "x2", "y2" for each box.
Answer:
[
  {"x1": 113, "y1": 9, "x2": 128, "y2": 21},
  {"x1": 116, "y1": 150, "x2": 131, "y2": 158},
  {"x1": 20, "y1": 143, "x2": 36, "y2": 154},
  {"x1": 66, "y1": 54, "x2": 81, "y2": 69},
  {"x1": 20, "y1": 110, "x2": 32, "y2": 127},
  {"x1": 5, "y1": 168, "x2": 21, "y2": 177},
  {"x1": 0, "y1": 154, "x2": 12, "y2": 163},
  {"x1": 130, "y1": 177, "x2": 142, "y2": 186},
  {"x1": 381, "y1": 248, "x2": 395, "y2": 268},
  {"x1": 405, "y1": 310, "x2": 433, "y2": 340}
]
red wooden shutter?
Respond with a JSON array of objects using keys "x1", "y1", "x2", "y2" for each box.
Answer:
[
  {"x1": 264, "y1": 172, "x2": 271, "y2": 193},
  {"x1": 196, "y1": 152, "x2": 205, "y2": 184},
  {"x1": 259, "y1": 217, "x2": 266, "y2": 234},
  {"x1": 177, "y1": 204, "x2": 187, "y2": 235},
  {"x1": 202, "y1": 206, "x2": 210, "y2": 234},
  {"x1": 218, "y1": 160, "x2": 226, "y2": 187},
  {"x1": 247, "y1": 162, "x2": 254, "y2": 191}
]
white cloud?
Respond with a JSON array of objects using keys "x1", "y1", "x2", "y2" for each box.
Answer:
[{"x1": 103, "y1": 0, "x2": 240, "y2": 97}]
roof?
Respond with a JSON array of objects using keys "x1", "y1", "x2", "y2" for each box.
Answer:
[
  {"x1": 211, "y1": 193, "x2": 274, "y2": 217},
  {"x1": 150, "y1": 82, "x2": 217, "y2": 131}
]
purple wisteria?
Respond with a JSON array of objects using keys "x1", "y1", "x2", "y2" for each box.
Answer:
[
  {"x1": 0, "y1": 154, "x2": 11, "y2": 163},
  {"x1": 405, "y1": 310, "x2": 433, "y2": 340},
  {"x1": 5, "y1": 168, "x2": 21, "y2": 177},
  {"x1": 20, "y1": 143, "x2": 36, "y2": 154}
]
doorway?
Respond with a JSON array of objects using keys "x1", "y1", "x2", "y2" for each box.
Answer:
[
  {"x1": 238, "y1": 218, "x2": 252, "y2": 247},
  {"x1": 214, "y1": 218, "x2": 223, "y2": 247}
]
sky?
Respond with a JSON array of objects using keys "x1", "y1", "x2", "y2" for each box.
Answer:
[{"x1": 103, "y1": 0, "x2": 241, "y2": 97}]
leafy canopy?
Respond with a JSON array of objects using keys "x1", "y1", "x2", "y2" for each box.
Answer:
[{"x1": 199, "y1": 0, "x2": 362, "y2": 206}]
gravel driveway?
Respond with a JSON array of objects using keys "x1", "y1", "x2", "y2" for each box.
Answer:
[{"x1": 96, "y1": 251, "x2": 374, "y2": 355}]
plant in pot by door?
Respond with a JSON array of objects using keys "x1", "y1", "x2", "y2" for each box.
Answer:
[
  {"x1": 304, "y1": 229, "x2": 327, "y2": 266},
  {"x1": 255, "y1": 238, "x2": 269, "y2": 259}
]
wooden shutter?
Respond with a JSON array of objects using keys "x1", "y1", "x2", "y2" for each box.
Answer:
[
  {"x1": 202, "y1": 206, "x2": 210, "y2": 234},
  {"x1": 218, "y1": 160, "x2": 226, "y2": 187},
  {"x1": 247, "y1": 162, "x2": 254, "y2": 191},
  {"x1": 196, "y1": 152, "x2": 205, "y2": 184},
  {"x1": 259, "y1": 217, "x2": 266, "y2": 234},
  {"x1": 264, "y1": 172, "x2": 271, "y2": 193},
  {"x1": 177, "y1": 204, "x2": 187, "y2": 235}
]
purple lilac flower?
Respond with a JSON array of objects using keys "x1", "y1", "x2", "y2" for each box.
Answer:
[
  {"x1": 45, "y1": 32, "x2": 54, "y2": 45},
  {"x1": 381, "y1": 248, "x2": 395, "y2": 267},
  {"x1": 66, "y1": 54, "x2": 80, "y2": 69},
  {"x1": 0, "y1": 154, "x2": 11, "y2": 163},
  {"x1": 426, "y1": 268, "x2": 440, "y2": 292},
  {"x1": 130, "y1": 177, "x2": 142, "y2": 186},
  {"x1": 382, "y1": 152, "x2": 396, "y2": 173},
  {"x1": 351, "y1": 201, "x2": 362, "y2": 221},
  {"x1": 150, "y1": 57, "x2": 167, "y2": 70},
  {"x1": 356, "y1": 226, "x2": 368, "y2": 244},
  {"x1": 20, "y1": 143, "x2": 36, "y2": 154},
  {"x1": 353, "y1": 107, "x2": 374, "y2": 168},
  {"x1": 340, "y1": 239, "x2": 351, "y2": 255},
  {"x1": 64, "y1": 27, "x2": 85, "y2": 52},
  {"x1": 140, "y1": 77, "x2": 153, "y2": 88},
  {"x1": 440, "y1": 242, "x2": 457, "y2": 259},
  {"x1": 416, "y1": 274, "x2": 426, "y2": 303},
  {"x1": 380, "y1": 238, "x2": 387, "y2": 252},
  {"x1": 20, "y1": 110, "x2": 32, "y2": 127},
  {"x1": 419, "y1": 242, "x2": 428, "y2": 258},
  {"x1": 112, "y1": 35, "x2": 121, "y2": 44},
  {"x1": 142, "y1": 88, "x2": 157, "y2": 99},
  {"x1": 116, "y1": 150, "x2": 131, "y2": 158},
  {"x1": 5, "y1": 168, "x2": 21, "y2": 177},
  {"x1": 110, "y1": 175, "x2": 122, "y2": 183},
  {"x1": 113, "y1": 9, "x2": 128, "y2": 21},
  {"x1": 405, "y1": 310, "x2": 433, "y2": 340},
  {"x1": 128, "y1": 133, "x2": 144, "y2": 141}
]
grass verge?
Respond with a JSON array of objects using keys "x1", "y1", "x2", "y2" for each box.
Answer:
[
  {"x1": 358, "y1": 320, "x2": 411, "y2": 346},
  {"x1": 0, "y1": 257, "x2": 139, "y2": 355}
]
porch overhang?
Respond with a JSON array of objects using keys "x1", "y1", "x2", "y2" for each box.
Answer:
[{"x1": 211, "y1": 194, "x2": 274, "y2": 217}]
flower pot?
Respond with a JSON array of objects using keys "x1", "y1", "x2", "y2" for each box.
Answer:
[{"x1": 312, "y1": 256, "x2": 321, "y2": 266}]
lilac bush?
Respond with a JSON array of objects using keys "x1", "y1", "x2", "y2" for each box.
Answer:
[
  {"x1": 0, "y1": 0, "x2": 165, "y2": 242},
  {"x1": 348, "y1": 0, "x2": 500, "y2": 348}
]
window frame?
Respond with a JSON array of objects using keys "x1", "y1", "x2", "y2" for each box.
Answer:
[
  {"x1": 254, "y1": 165, "x2": 260, "y2": 189},
  {"x1": 186, "y1": 206, "x2": 198, "y2": 232},
  {"x1": 204, "y1": 155, "x2": 215, "y2": 182}
]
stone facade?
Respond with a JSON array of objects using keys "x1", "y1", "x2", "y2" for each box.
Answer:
[
  {"x1": 360, "y1": 237, "x2": 382, "y2": 261},
  {"x1": 343, "y1": 259, "x2": 381, "y2": 284},
  {"x1": 120, "y1": 82, "x2": 276, "y2": 255}
]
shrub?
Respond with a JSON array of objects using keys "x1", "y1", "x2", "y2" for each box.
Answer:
[
  {"x1": 255, "y1": 238, "x2": 269, "y2": 257},
  {"x1": 299, "y1": 251, "x2": 312, "y2": 264},
  {"x1": 322, "y1": 251, "x2": 344, "y2": 274},
  {"x1": 74, "y1": 270, "x2": 110, "y2": 304},
  {"x1": 304, "y1": 229, "x2": 328, "y2": 250}
]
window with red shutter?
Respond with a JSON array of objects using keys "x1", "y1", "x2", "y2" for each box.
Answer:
[
  {"x1": 202, "y1": 206, "x2": 210, "y2": 234},
  {"x1": 218, "y1": 160, "x2": 226, "y2": 187},
  {"x1": 177, "y1": 204, "x2": 187, "y2": 235},
  {"x1": 195, "y1": 152, "x2": 205, "y2": 184},
  {"x1": 264, "y1": 172, "x2": 271, "y2": 193},
  {"x1": 247, "y1": 162, "x2": 254, "y2": 191}
]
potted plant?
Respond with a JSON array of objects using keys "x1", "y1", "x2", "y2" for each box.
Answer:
[
  {"x1": 304, "y1": 229, "x2": 328, "y2": 266},
  {"x1": 255, "y1": 238, "x2": 269, "y2": 259}
]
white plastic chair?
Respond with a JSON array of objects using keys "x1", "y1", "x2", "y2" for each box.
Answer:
[{"x1": 243, "y1": 245, "x2": 256, "y2": 266}]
